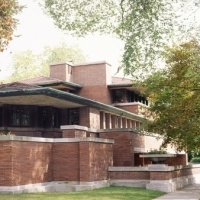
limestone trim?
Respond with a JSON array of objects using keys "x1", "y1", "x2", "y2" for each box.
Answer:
[
  {"x1": 0, "y1": 180, "x2": 110, "y2": 194},
  {"x1": 61, "y1": 125, "x2": 97, "y2": 133},
  {"x1": 0, "y1": 135, "x2": 114, "y2": 144}
]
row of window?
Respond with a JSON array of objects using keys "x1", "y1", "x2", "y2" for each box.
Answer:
[
  {"x1": 112, "y1": 90, "x2": 148, "y2": 105},
  {"x1": 0, "y1": 106, "x2": 80, "y2": 128}
]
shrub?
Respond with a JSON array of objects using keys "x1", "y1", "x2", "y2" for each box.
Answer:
[
  {"x1": 148, "y1": 149, "x2": 167, "y2": 154},
  {"x1": 190, "y1": 157, "x2": 200, "y2": 163}
]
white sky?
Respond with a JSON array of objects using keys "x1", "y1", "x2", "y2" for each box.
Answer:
[{"x1": 0, "y1": 0, "x2": 124, "y2": 80}]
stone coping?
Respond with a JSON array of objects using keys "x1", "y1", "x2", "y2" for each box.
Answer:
[
  {"x1": 109, "y1": 166, "x2": 149, "y2": 171},
  {"x1": 134, "y1": 147, "x2": 177, "y2": 154},
  {"x1": 109, "y1": 164, "x2": 200, "y2": 172},
  {"x1": 61, "y1": 125, "x2": 135, "y2": 133},
  {"x1": 140, "y1": 154, "x2": 177, "y2": 158},
  {"x1": 60, "y1": 125, "x2": 97, "y2": 133},
  {"x1": 0, "y1": 135, "x2": 114, "y2": 144}
]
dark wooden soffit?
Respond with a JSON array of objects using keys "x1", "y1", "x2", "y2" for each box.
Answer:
[
  {"x1": 0, "y1": 87, "x2": 146, "y2": 122},
  {"x1": 107, "y1": 83, "x2": 144, "y2": 94}
]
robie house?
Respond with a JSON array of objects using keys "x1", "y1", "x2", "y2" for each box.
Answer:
[{"x1": 0, "y1": 61, "x2": 191, "y2": 193}]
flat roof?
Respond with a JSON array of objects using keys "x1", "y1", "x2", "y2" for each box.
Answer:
[{"x1": 0, "y1": 87, "x2": 146, "y2": 122}]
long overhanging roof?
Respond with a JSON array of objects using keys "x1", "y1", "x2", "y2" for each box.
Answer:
[
  {"x1": 0, "y1": 87, "x2": 146, "y2": 122},
  {"x1": 20, "y1": 76, "x2": 82, "y2": 90}
]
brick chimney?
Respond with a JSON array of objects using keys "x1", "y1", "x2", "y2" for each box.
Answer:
[{"x1": 50, "y1": 62, "x2": 73, "y2": 82}]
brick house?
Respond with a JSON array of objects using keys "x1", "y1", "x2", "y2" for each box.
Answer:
[{"x1": 0, "y1": 61, "x2": 187, "y2": 193}]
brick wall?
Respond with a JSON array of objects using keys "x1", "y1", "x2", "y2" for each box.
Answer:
[
  {"x1": 62, "y1": 129, "x2": 87, "y2": 138},
  {"x1": 109, "y1": 171, "x2": 150, "y2": 180},
  {"x1": 76, "y1": 86, "x2": 112, "y2": 104},
  {"x1": 100, "y1": 130, "x2": 164, "y2": 166},
  {"x1": 165, "y1": 154, "x2": 187, "y2": 166},
  {"x1": 99, "y1": 130, "x2": 185, "y2": 167},
  {"x1": 0, "y1": 137, "x2": 113, "y2": 186},
  {"x1": 53, "y1": 142, "x2": 80, "y2": 181},
  {"x1": 149, "y1": 166, "x2": 200, "y2": 180},
  {"x1": 109, "y1": 165, "x2": 200, "y2": 181},
  {"x1": 72, "y1": 62, "x2": 112, "y2": 104},
  {"x1": 88, "y1": 108, "x2": 101, "y2": 129},
  {"x1": 79, "y1": 142, "x2": 113, "y2": 182},
  {"x1": 50, "y1": 63, "x2": 72, "y2": 82},
  {"x1": 0, "y1": 141, "x2": 12, "y2": 186},
  {"x1": 115, "y1": 104, "x2": 139, "y2": 114},
  {"x1": 78, "y1": 107, "x2": 101, "y2": 129},
  {"x1": 100, "y1": 131, "x2": 134, "y2": 166},
  {"x1": 73, "y1": 62, "x2": 111, "y2": 86},
  {"x1": 12, "y1": 141, "x2": 53, "y2": 186}
]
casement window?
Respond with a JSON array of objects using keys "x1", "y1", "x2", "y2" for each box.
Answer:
[
  {"x1": 68, "y1": 108, "x2": 79, "y2": 125},
  {"x1": 112, "y1": 90, "x2": 124, "y2": 103},
  {"x1": 127, "y1": 91, "x2": 148, "y2": 105},
  {"x1": 0, "y1": 107, "x2": 3, "y2": 127},
  {"x1": 10, "y1": 106, "x2": 31, "y2": 127},
  {"x1": 112, "y1": 89, "x2": 148, "y2": 105},
  {"x1": 38, "y1": 106, "x2": 61, "y2": 128}
]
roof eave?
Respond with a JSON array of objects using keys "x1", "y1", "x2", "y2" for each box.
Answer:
[
  {"x1": 0, "y1": 87, "x2": 145, "y2": 122},
  {"x1": 38, "y1": 81, "x2": 82, "y2": 90}
]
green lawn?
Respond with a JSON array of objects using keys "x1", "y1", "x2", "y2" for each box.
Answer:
[{"x1": 0, "y1": 186, "x2": 165, "y2": 200}]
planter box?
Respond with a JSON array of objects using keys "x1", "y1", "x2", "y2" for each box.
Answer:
[{"x1": 140, "y1": 154, "x2": 176, "y2": 164}]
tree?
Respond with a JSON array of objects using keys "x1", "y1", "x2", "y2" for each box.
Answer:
[
  {"x1": 141, "y1": 40, "x2": 200, "y2": 152},
  {"x1": 0, "y1": 0, "x2": 22, "y2": 51},
  {"x1": 6, "y1": 43, "x2": 86, "y2": 82},
  {"x1": 42, "y1": 0, "x2": 200, "y2": 78}
]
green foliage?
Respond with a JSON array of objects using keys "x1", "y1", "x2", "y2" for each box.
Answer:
[
  {"x1": 188, "y1": 148, "x2": 200, "y2": 161},
  {"x1": 5, "y1": 43, "x2": 86, "y2": 82},
  {"x1": 42, "y1": 0, "x2": 200, "y2": 78},
  {"x1": 0, "y1": 0, "x2": 22, "y2": 51},
  {"x1": 148, "y1": 149, "x2": 167, "y2": 154},
  {"x1": 141, "y1": 39, "x2": 200, "y2": 152},
  {"x1": 190, "y1": 157, "x2": 200, "y2": 163}
]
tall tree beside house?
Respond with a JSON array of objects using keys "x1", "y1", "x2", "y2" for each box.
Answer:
[
  {"x1": 141, "y1": 40, "x2": 200, "y2": 152},
  {"x1": 5, "y1": 43, "x2": 86, "y2": 82},
  {"x1": 0, "y1": 0, "x2": 22, "y2": 51},
  {"x1": 42, "y1": 0, "x2": 200, "y2": 79}
]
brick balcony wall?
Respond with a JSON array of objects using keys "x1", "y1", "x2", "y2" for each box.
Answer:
[
  {"x1": 79, "y1": 142, "x2": 113, "y2": 182},
  {"x1": 99, "y1": 130, "x2": 165, "y2": 166},
  {"x1": 0, "y1": 136, "x2": 113, "y2": 186},
  {"x1": 109, "y1": 171, "x2": 150, "y2": 180},
  {"x1": 0, "y1": 141, "x2": 12, "y2": 186},
  {"x1": 99, "y1": 130, "x2": 187, "y2": 167},
  {"x1": 100, "y1": 131, "x2": 134, "y2": 166},
  {"x1": 53, "y1": 142, "x2": 80, "y2": 181},
  {"x1": 109, "y1": 164, "x2": 200, "y2": 181},
  {"x1": 150, "y1": 165, "x2": 200, "y2": 180}
]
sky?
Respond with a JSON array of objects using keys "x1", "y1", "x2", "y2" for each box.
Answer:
[{"x1": 0, "y1": 0, "x2": 124, "y2": 80}]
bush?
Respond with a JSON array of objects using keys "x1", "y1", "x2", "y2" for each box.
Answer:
[
  {"x1": 188, "y1": 149, "x2": 200, "y2": 161},
  {"x1": 190, "y1": 157, "x2": 200, "y2": 163},
  {"x1": 148, "y1": 149, "x2": 167, "y2": 154}
]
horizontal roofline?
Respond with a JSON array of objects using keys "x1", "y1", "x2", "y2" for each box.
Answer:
[
  {"x1": 50, "y1": 61, "x2": 111, "y2": 67},
  {"x1": 108, "y1": 83, "x2": 134, "y2": 88},
  {"x1": 0, "y1": 87, "x2": 145, "y2": 122},
  {"x1": 38, "y1": 81, "x2": 82, "y2": 89}
]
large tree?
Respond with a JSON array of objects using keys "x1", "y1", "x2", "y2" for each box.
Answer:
[
  {"x1": 142, "y1": 40, "x2": 200, "y2": 152},
  {"x1": 42, "y1": 0, "x2": 200, "y2": 78},
  {"x1": 6, "y1": 43, "x2": 86, "y2": 82},
  {"x1": 0, "y1": 0, "x2": 22, "y2": 51}
]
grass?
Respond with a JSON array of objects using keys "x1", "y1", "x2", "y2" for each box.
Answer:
[{"x1": 0, "y1": 186, "x2": 165, "y2": 200}]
